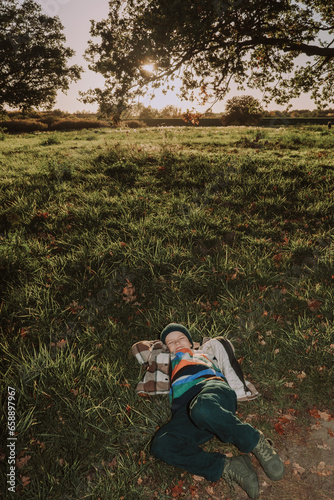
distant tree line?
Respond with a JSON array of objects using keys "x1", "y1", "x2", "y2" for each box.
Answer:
[
  {"x1": 119, "y1": 100, "x2": 334, "y2": 124},
  {"x1": 3, "y1": 102, "x2": 334, "y2": 125}
]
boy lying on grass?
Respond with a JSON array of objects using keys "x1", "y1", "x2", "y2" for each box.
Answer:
[{"x1": 150, "y1": 323, "x2": 285, "y2": 499}]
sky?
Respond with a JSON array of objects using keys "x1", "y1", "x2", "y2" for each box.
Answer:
[{"x1": 34, "y1": 0, "x2": 317, "y2": 114}]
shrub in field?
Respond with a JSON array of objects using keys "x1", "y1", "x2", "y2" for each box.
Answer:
[
  {"x1": 49, "y1": 119, "x2": 109, "y2": 131},
  {"x1": 0, "y1": 120, "x2": 48, "y2": 133},
  {"x1": 122, "y1": 120, "x2": 147, "y2": 128},
  {"x1": 39, "y1": 115, "x2": 60, "y2": 126},
  {"x1": 40, "y1": 134, "x2": 62, "y2": 146},
  {"x1": 221, "y1": 95, "x2": 264, "y2": 126}
]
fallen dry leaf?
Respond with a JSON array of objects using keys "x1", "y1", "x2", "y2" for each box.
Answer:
[
  {"x1": 281, "y1": 413, "x2": 296, "y2": 422},
  {"x1": 21, "y1": 475, "x2": 31, "y2": 487},
  {"x1": 261, "y1": 481, "x2": 270, "y2": 488},
  {"x1": 307, "y1": 299, "x2": 321, "y2": 311},
  {"x1": 171, "y1": 480, "x2": 184, "y2": 497},
  {"x1": 292, "y1": 462, "x2": 306, "y2": 475},
  {"x1": 310, "y1": 462, "x2": 334, "y2": 476},
  {"x1": 192, "y1": 475, "x2": 204, "y2": 482},
  {"x1": 274, "y1": 422, "x2": 285, "y2": 435},
  {"x1": 56, "y1": 339, "x2": 67, "y2": 349},
  {"x1": 189, "y1": 484, "x2": 198, "y2": 498},
  {"x1": 122, "y1": 280, "x2": 137, "y2": 303},
  {"x1": 318, "y1": 411, "x2": 333, "y2": 421},
  {"x1": 309, "y1": 408, "x2": 321, "y2": 419},
  {"x1": 205, "y1": 486, "x2": 220, "y2": 499},
  {"x1": 16, "y1": 455, "x2": 31, "y2": 470},
  {"x1": 317, "y1": 441, "x2": 331, "y2": 450}
]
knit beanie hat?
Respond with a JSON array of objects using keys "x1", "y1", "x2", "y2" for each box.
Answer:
[{"x1": 160, "y1": 323, "x2": 193, "y2": 347}]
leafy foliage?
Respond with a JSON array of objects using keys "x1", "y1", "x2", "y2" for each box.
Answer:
[
  {"x1": 83, "y1": 0, "x2": 334, "y2": 114},
  {"x1": 0, "y1": 0, "x2": 82, "y2": 111}
]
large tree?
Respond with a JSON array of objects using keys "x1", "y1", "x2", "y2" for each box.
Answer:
[
  {"x1": 83, "y1": 0, "x2": 334, "y2": 114},
  {"x1": 0, "y1": 0, "x2": 82, "y2": 111},
  {"x1": 222, "y1": 95, "x2": 264, "y2": 125}
]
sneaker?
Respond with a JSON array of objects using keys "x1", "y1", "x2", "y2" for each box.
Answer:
[
  {"x1": 222, "y1": 455, "x2": 259, "y2": 499},
  {"x1": 252, "y1": 431, "x2": 285, "y2": 481}
]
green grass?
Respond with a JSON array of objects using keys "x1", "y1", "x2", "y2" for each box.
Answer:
[{"x1": 1, "y1": 125, "x2": 334, "y2": 498}]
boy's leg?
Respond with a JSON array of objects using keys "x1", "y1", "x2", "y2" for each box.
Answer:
[
  {"x1": 151, "y1": 405, "x2": 225, "y2": 482},
  {"x1": 189, "y1": 380, "x2": 260, "y2": 453},
  {"x1": 189, "y1": 380, "x2": 284, "y2": 482}
]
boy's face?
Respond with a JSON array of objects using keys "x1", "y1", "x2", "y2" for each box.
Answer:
[{"x1": 165, "y1": 331, "x2": 192, "y2": 353}]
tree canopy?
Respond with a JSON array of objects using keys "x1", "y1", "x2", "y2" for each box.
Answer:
[
  {"x1": 0, "y1": 0, "x2": 82, "y2": 111},
  {"x1": 83, "y1": 0, "x2": 334, "y2": 114},
  {"x1": 222, "y1": 95, "x2": 263, "y2": 125}
]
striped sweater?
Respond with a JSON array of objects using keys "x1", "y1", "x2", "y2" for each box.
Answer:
[
  {"x1": 132, "y1": 337, "x2": 259, "y2": 403},
  {"x1": 170, "y1": 347, "x2": 226, "y2": 411}
]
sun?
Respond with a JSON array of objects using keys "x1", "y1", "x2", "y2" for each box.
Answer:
[{"x1": 141, "y1": 63, "x2": 155, "y2": 74}]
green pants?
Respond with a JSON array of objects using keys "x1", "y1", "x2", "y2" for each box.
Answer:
[{"x1": 151, "y1": 379, "x2": 260, "y2": 482}]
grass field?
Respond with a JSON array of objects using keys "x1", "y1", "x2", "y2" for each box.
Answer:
[{"x1": 1, "y1": 125, "x2": 334, "y2": 499}]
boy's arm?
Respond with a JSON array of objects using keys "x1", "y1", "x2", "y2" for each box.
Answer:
[
  {"x1": 131, "y1": 340, "x2": 165, "y2": 365},
  {"x1": 132, "y1": 341, "x2": 171, "y2": 395}
]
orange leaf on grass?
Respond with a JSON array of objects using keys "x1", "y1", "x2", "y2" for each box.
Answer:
[
  {"x1": 273, "y1": 253, "x2": 282, "y2": 263},
  {"x1": 51, "y1": 339, "x2": 67, "y2": 349},
  {"x1": 16, "y1": 455, "x2": 31, "y2": 469},
  {"x1": 189, "y1": 485, "x2": 198, "y2": 497},
  {"x1": 274, "y1": 423, "x2": 285, "y2": 435},
  {"x1": 171, "y1": 480, "x2": 184, "y2": 497},
  {"x1": 122, "y1": 280, "x2": 137, "y2": 303},
  {"x1": 36, "y1": 440, "x2": 45, "y2": 450},
  {"x1": 21, "y1": 475, "x2": 31, "y2": 487},
  {"x1": 309, "y1": 408, "x2": 321, "y2": 419},
  {"x1": 307, "y1": 299, "x2": 321, "y2": 311}
]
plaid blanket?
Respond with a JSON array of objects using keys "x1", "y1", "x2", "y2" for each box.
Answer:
[{"x1": 132, "y1": 337, "x2": 259, "y2": 401}]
